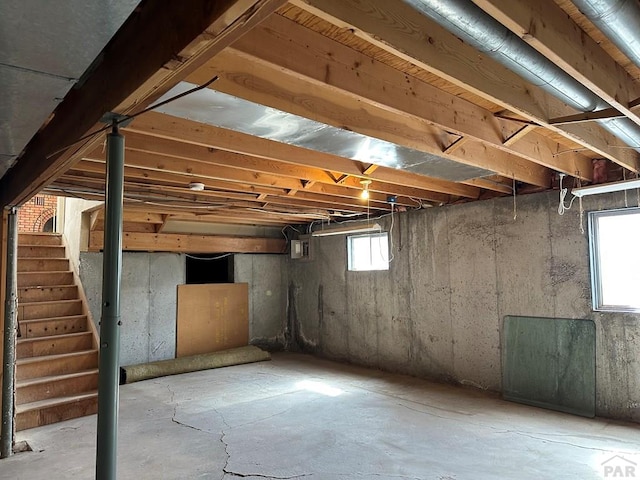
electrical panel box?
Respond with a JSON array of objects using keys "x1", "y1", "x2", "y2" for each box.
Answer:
[{"x1": 290, "y1": 235, "x2": 311, "y2": 260}]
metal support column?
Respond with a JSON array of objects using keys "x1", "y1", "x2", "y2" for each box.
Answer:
[
  {"x1": 95, "y1": 122, "x2": 124, "y2": 480},
  {"x1": 1, "y1": 208, "x2": 18, "y2": 459}
]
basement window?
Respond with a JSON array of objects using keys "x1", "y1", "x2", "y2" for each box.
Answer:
[
  {"x1": 589, "y1": 208, "x2": 640, "y2": 312},
  {"x1": 347, "y1": 233, "x2": 389, "y2": 271}
]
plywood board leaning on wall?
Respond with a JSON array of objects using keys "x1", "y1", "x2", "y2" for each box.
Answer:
[{"x1": 176, "y1": 283, "x2": 249, "y2": 357}]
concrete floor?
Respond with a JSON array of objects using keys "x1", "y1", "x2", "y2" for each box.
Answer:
[{"x1": 2, "y1": 353, "x2": 639, "y2": 480}]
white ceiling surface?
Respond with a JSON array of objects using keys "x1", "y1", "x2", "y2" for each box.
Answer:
[{"x1": 0, "y1": 0, "x2": 141, "y2": 178}]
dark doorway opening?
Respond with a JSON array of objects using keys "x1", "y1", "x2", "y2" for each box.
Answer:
[{"x1": 185, "y1": 254, "x2": 234, "y2": 284}]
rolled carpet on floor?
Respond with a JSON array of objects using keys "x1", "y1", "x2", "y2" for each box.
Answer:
[{"x1": 120, "y1": 345, "x2": 271, "y2": 384}]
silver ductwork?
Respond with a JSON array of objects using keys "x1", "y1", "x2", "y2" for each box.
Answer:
[
  {"x1": 571, "y1": 0, "x2": 640, "y2": 68},
  {"x1": 152, "y1": 83, "x2": 494, "y2": 182},
  {"x1": 405, "y1": 0, "x2": 640, "y2": 152}
]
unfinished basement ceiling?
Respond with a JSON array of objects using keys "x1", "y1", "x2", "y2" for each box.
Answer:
[
  {"x1": 153, "y1": 82, "x2": 495, "y2": 182},
  {"x1": 3, "y1": 0, "x2": 640, "y2": 234},
  {"x1": 0, "y1": 0, "x2": 141, "y2": 177}
]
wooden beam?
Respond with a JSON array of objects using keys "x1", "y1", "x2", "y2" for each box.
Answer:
[
  {"x1": 443, "y1": 137, "x2": 468, "y2": 155},
  {"x1": 362, "y1": 164, "x2": 379, "y2": 176},
  {"x1": 192, "y1": 46, "x2": 552, "y2": 186},
  {"x1": 89, "y1": 231, "x2": 286, "y2": 253},
  {"x1": 90, "y1": 202, "x2": 324, "y2": 225},
  {"x1": 89, "y1": 210, "x2": 101, "y2": 231},
  {"x1": 0, "y1": 0, "x2": 286, "y2": 208},
  {"x1": 462, "y1": 176, "x2": 513, "y2": 194},
  {"x1": 548, "y1": 109, "x2": 625, "y2": 126},
  {"x1": 503, "y1": 125, "x2": 536, "y2": 147},
  {"x1": 96, "y1": 210, "x2": 164, "y2": 225},
  {"x1": 474, "y1": 0, "x2": 640, "y2": 128},
  {"x1": 290, "y1": 0, "x2": 639, "y2": 172},
  {"x1": 59, "y1": 163, "x2": 394, "y2": 214},
  {"x1": 225, "y1": 13, "x2": 591, "y2": 180},
  {"x1": 74, "y1": 150, "x2": 418, "y2": 207},
  {"x1": 156, "y1": 215, "x2": 171, "y2": 234},
  {"x1": 126, "y1": 113, "x2": 476, "y2": 199}
]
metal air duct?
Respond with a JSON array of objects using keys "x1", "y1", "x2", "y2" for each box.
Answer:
[
  {"x1": 405, "y1": 0, "x2": 640, "y2": 152},
  {"x1": 571, "y1": 0, "x2": 640, "y2": 68}
]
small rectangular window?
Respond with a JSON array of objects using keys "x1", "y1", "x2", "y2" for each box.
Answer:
[
  {"x1": 347, "y1": 232, "x2": 389, "y2": 271},
  {"x1": 589, "y1": 208, "x2": 640, "y2": 312}
]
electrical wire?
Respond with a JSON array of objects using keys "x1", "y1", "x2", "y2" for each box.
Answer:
[
  {"x1": 185, "y1": 253, "x2": 232, "y2": 261},
  {"x1": 46, "y1": 76, "x2": 219, "y2": 160},
  {"x1": 557, "y1": 173, "x2": 577, "y2": 215},
  {"x1": 381, "y1": 203, "x2": 395, "y2": 263},
  {"x1": 624, "y1": 169, "x2": 629, "y2": 208},
  {"x1": 281, "y1": 224, "x2": 302, "y2": 241},
  {"x1": 512, "y1": 175, "x2": 517, "y2": 221}
]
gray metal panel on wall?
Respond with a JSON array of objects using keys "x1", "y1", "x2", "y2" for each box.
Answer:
[{"x1": 502, "y1": 315, "x2": 596, "y2": 418}]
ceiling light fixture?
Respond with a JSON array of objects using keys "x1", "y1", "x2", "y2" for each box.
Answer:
[
  {"x1": 311, "y1": 223, "x2": 382, "y2": 237},
  {"x1": 571, "y1": 178, "x2": 640, "y2": 197},
  {"x1": 188, "y1": 182, "x2": 205, "y2": 191},
  {"x1": 360, "y1": 179, "x2": 372, "y2": 200}
]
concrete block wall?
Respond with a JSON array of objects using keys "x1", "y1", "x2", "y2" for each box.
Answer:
[
  {"x1": 288, "y1": 191, "x2": 640, "y2": 422},
  {"x1": 80, "y1": 252, "x2": 184, "y2": 366}
]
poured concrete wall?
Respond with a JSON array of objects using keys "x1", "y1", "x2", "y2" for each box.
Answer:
[
  {"x1": 289, "y1": 191, "x2": 640, "y2": 422},
  {"x1": 234, "y1": 254, "x2": 288, "y2": 349},
  {"x1": 80, "y1": 252, "x2": 184, "y2": 366},
  {"x1": 80, "y1": 252, "x2": 288, "y2": 365}
]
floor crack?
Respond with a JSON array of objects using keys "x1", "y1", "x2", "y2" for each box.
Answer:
[
  {"x1": 164, "y1": 382, "x2": 208, "y2": 433},
  {"x1": 215, "y1": 407, "x2": 310, "y2": 480},
  {"x1": 223, "y1": 471, "x2": 311, "y2": 479}
]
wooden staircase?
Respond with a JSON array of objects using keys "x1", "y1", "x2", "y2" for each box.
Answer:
[{"x1": 16, "y1": 232, "x2": 99, "y2": 431}]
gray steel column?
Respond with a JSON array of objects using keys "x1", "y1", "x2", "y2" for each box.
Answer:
[
  {"x1": 1, "y1": 208, "x2": 18, "y2": 459},
  {"x1": 96, "y1": 123, "x2": 124, "y2": 480}
]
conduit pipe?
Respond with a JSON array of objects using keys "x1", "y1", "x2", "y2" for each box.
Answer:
[
  {"x1": 405, "y1": 0, "x2": 640, "y2": 152},
  {"x1": 1, "y1": 208, "x2": 17, "y2": 459}
]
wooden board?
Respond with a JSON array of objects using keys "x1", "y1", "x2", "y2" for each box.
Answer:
[{"x1": 176, "y1": 283, "x2": 249, "y2": 357}]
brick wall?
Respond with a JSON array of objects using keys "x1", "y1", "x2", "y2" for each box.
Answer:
[{"x1": 18, "y1": 194, "x2": 58, "y2": 232}]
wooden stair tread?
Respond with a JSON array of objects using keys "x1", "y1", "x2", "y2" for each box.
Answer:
[
  {"x1": 15, "y1": 234, "x2": 99, "y2": 430},
  {"x1": 19, "y1": 284, "x2": 77, "y2": 289},
  {"x1": 18, "y1": 270, "x2": 73, "y2": 275},
  {"x1": 18, "y1": 256, "x2": 66, "y2": 260},
  {"x1": 16, "y1": 349, "x2": 98, "y2": 366},
  {"x1": 19, "y1": 313, "x2": 87, "y2": 323},
  {"x1": 18, "y1": 331, "x2": 92, "y2": 345},
  {"x1": 16, "y1": 368, "x2": 99, "y2": 389},
  {"x1": 19, "y1": 299, "x2": 82, "y2": 307},
  {"x1": 16, "y1": 391, "x2": 98, "y2": 414}
]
